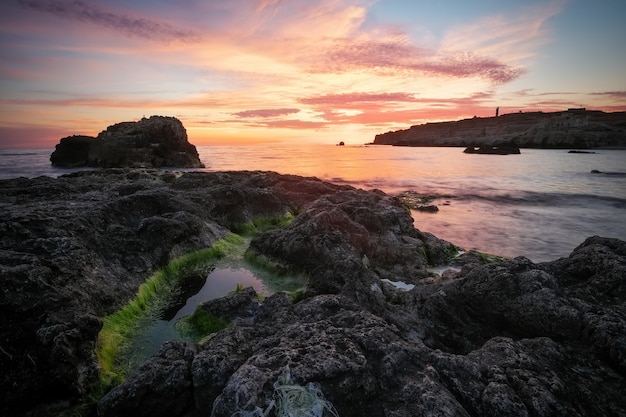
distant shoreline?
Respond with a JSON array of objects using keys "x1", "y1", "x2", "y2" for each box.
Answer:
[{"x1": 373, "y1": 109, "x2": 626, "y2": 149}]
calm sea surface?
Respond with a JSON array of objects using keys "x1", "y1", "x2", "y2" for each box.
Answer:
[{"x1": 1, "y1": 145, "x2": 625, "y2": 262}]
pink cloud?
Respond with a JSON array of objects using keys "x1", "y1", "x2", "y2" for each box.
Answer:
[
  {"x1": 254, "y1": 119, "x2": 327, "y2": 129},
  {"x1": 299, "y1": 92, "x2": 418, "y2": 105},
  {"x1": 232, "y1": 108, "x2": 301, "y2": 118},
  {"x1": 298, "y1": 91, "x2": 496, "y2": 127},
  {"x1": 314, "y1": 39, "x2": 525, "y2": 84},
  {"x1": 591, "y1": 91, "x2": 626, "y2": 99}
]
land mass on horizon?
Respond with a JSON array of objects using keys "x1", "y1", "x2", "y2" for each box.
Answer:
[{"x1": 373, "y1": 109, "x2": 626, "y2": 149}]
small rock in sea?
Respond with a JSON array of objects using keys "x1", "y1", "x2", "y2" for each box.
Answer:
[{"x1": 415, "y1": 204, "x2": 439, "y2": 212}]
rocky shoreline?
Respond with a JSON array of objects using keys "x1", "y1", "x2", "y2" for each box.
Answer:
[{"x1": 1, "y1": 170, "x2": 624, "y2": 416}]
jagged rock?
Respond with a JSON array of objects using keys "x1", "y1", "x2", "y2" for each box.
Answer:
[
  {"x1": 197, "y1": 286, "x2": 260, "y2": 322},
  {"x1": 249, "y1": 188, "x2": 457, "y2": 286},
  {"x1": 99, "y1": 236, "x2": 625, "y2": 417},
  {"x1": 50, "y1": 116, "x2": 204, "y2": 168},
  {"x1": 98, "y1": 232, "x2": 626, "y2": 417},
  {"x1": 1, "y1": 170, "x2": 625, "y2": 416},
  {"x1": 97, "y1": 341, "x2": 197, "y2": 417},
  {"x1": 0, "y1": 170, "x2": 350, "y2": 416}
]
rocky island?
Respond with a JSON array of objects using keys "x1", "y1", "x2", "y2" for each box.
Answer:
[
  {"x1": 1, "y1": 170, "x2": 625, "y2": 417},
  {"x1": 50, "y1": 116, "x2": 204, "y2": 168},
  {"x1": 373, "y1": 109, "x2": 626, "y2": 149}
]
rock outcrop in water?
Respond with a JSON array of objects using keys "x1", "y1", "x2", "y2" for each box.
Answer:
[
  {"x1": 50, "y1": 116, "x2": 204, "y2": 168},
  {"x1": 374, "y1": 109, "x2": 626, "y2": 148},
  {"x1": 1, "y1": 170, "x2": 624, "y2": 416}
]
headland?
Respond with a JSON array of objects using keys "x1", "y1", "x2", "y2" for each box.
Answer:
[{"x1": 373, "y1": 109, "x2": 626, "y2": 149}]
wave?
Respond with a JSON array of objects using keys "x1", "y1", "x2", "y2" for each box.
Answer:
[
  {"x1": 329, "y1": 177, "x2": 626, "y2": 208},
  {"x1": 453, "y1": 190, "x2": 626, "y2": 208}
]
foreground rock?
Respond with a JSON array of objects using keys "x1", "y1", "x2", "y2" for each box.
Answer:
[
  {"x1": 50, "y1": 116, "x2": 204, "y2": 168},
  {"x1": 374, "y1": 109, "x2": 626, "y2": 149},
  {"x1": 99, "y1": 236, "x2": 626, "y2": 417},
  {"x1": 0, "y1": 170, "x2": 451, "y2": 416},
  {"x1": 1, "y1": 170, "x2": 624, "y2": 416}
]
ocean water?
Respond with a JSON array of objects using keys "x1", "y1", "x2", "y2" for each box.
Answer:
[{"x1": 1, "y1": 145, "x2": 625, "y2": 262}]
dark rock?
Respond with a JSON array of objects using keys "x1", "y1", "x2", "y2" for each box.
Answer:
[
  {"x1": 0, "y1": 170, "x2": 348, "y2": 416},
  {"x1": 249, "y1": 188, "x2": 457, "y2": 286},
  {"x1": 415, "y1": 204, "x2": 439, "y2": 212},
  {"x1": 197, "y1": 286, "x2": 260, "y2": 322},
  {"x1": 50, "y1": 116, "x2": 204, "y2": 168},
  {"x1": 375, "y1": 109, "x2": 626, "y2": 148},
  {"x1": 463, "y1": 144, "x2": 521, "y2": 154},
  {"x1": 98, "y1": 341, "x2": 197, "y2": 417},
  {"x1": 102, "y1": 235, "x2": 625, "y2": 417},
  {"x1": 2, "y1": 171, "x2": 625, "y2": 417},
  {"x1": 49, "y1": 135, "x2": 98, "y2": 167}
]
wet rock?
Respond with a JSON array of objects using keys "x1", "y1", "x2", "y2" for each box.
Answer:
[
  {"x1": 249, "y1": 188, "x2": 457, "y2": 287},
  {"x1": 98, "y1": 341, "x2": 197, "y2": 417},
  {"x1": 0, "y1": 170, "x2": 346, "y2": 415},
  {"x1": 197, "y1": 286, "x2": 260, "y2": 322},
  {"x1": 104, "y1": 235, "x2": 625, "y2": 417},
  {"x1": 2, "y1": 170, "x2": 625, "y2": 417}
]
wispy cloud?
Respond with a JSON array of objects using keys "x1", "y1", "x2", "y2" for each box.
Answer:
[
  {"x1": 4, "y1": 0, "x2": 622, "y2": 146},
  {"x1": 250, "y1": 119, "x2": 327, "y2": 129},
  {"x1": 440, "y1": 0, "x2": 566, "y2": 62},
  {"x1": 591, "y1": 91, "x2": 626, "y2": 100},
  {"x1": 232, "y1": 108, "x2": 301, "y2": 118},
  {"x1": 318, "y1": 38, "x2": 524, "y2": 84},
  {"x1": 296, "y1": 91, "x2": 497, "y2": 127},
  {"x1": 18, "y1": 0, "x2": 200, "y2": 42},
  {"x1": 299, "y1": 92, "x2": 418, "y2": 105}
]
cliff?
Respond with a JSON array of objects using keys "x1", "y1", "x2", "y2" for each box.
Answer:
[
  {"x1": 373, "y1": 109, "x2": 626, "y2": 148},
  {"x1": 50, "y1": 116, "x2": 204, "y2": 168}
]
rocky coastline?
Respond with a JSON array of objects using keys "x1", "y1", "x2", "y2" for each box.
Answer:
[
  {"x1": 373, "y1": 109, "x2": 626, "y2": 149},
  {"x1": 1, "y1": 170, "x2": 624, "y2": 416}
]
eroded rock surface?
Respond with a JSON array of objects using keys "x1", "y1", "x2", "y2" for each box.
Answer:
[
  {"x1": 1, "y1": 170, "x2": 624, "y2": 416},
  {"x1": 0, "y1": 170, "x2": 351, "y2": 415},
  {"x1": 99, "y1": 237, "x2": 626, "y2": 417}
]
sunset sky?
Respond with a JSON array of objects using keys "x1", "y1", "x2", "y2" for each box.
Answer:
[{"x1": 1, "y1": 0, "x2": 625, "y2": 148}]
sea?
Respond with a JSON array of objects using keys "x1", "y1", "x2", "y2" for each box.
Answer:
[{"x1": 1, "y1": 144, "x2": 625, "y2": 263}]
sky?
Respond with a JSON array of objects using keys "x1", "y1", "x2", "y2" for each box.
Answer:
[{"x1": 0, "y1": 0, "x2": 625, "y2": 148}]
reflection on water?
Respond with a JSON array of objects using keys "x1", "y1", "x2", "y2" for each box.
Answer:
[
  {"x1": 125, "y1": 266, "x2": 268, "y2": 369},
  {"x1": 126, "y1": 253, "x2": 307, "y2": 369},
  {"x1": 171, "y1": 267, "x2": 269, "y2": 320}
]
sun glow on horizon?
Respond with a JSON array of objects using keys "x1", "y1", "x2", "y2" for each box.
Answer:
[{"x1": 1, "y1": 0, "x2": 625, "y2": 148}]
